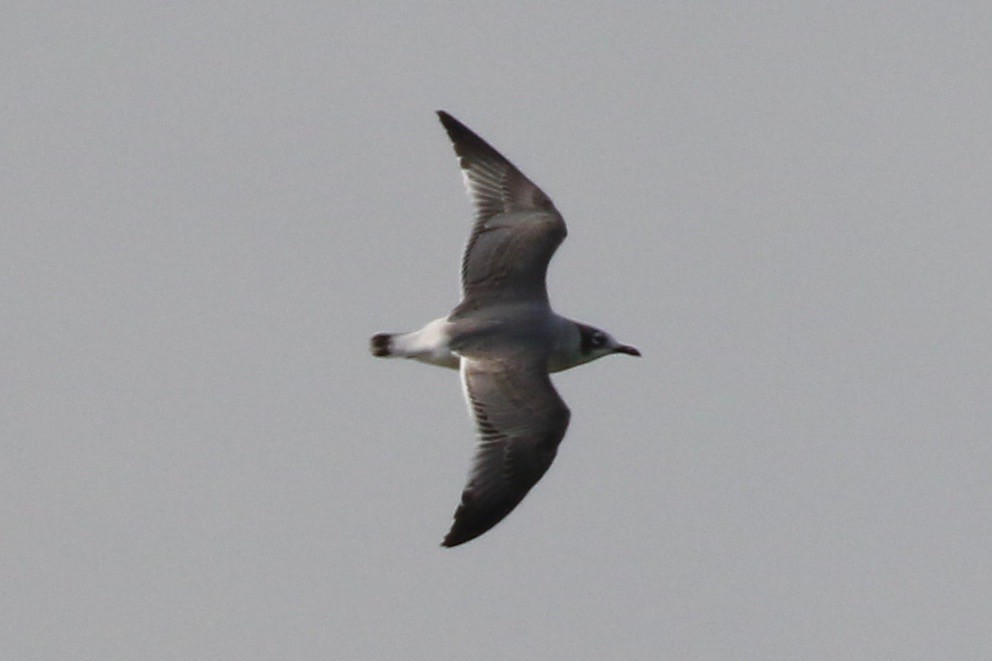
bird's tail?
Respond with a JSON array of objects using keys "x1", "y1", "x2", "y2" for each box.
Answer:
[
  {"x1": 369, "y1": 326, "x2": 460, "y2": 370},
  {"x1": 370, "y1": 330, "x2": 438, "y2": 359},
  {"x1": 370, "y1": 332, "x2": 399, "y2": 357}
]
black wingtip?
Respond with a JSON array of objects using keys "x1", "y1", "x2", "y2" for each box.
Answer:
[
  {"x1": 436, "y1": 111, "x2": 515, "y2": 185},
  {"x1": 440, "y1": 522, "x2": 497, "y2": 548},
  {"x1": 436, "y1": 109, "x2": 458, "y2": 124},
  {"x1": 440, "y1": 490, "x2": 487, "y2": 548},
  {"x1": 440, "y1": 486, "x2": 523, "y2": 548},
  {"x1": 440, "y1": 516, "x2": 474, "y2": 548},
  {"x1": 440, "y1": 528, "x2": 477, "y2": 548},
  {"x1": 435, "y1": 110, "x2": 481, "y2": 148}
]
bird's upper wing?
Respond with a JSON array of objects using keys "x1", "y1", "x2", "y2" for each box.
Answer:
[
  {"x1": 442, "y1": 353, "x2": 571, "y2": 547},
  {"x1": 437, "y1": 111, "x2": 567, "y2": 314}
]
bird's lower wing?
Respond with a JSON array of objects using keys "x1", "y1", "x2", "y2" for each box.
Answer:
[{"x1": 443, "y1": 354, "x2": 571, "y2": 547}]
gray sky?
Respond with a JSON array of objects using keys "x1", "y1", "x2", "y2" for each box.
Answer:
[{"x1": 4, "y1": 3, "x2": 992, "y2": 659}]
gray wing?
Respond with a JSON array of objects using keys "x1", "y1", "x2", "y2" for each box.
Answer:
[
  {"x1": 437, "y1": 111, "x2": 567, "y2": 313},
  {"x1": 442, "y1": 354, "x2": 571, "y2": 547}
]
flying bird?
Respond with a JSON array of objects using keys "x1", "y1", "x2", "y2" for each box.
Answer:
[{"x1": 371, "y1": 111, "x2": 639, "y2": 547}]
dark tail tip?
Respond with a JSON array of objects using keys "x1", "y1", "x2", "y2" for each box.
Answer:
[{"x1": 370, "y1": 333, "x2": 393, "y2": 357}]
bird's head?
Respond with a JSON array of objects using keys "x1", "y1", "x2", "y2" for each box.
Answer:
[{"x1": 575, "y1": 323, "x2": 640, "y2": 365}]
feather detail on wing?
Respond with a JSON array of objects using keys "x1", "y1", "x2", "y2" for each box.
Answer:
[
  {"x1": 437, "y1": 111, "x2": 567, "y2": 312},
  {"x1": 443, "y1": 354, "x2": 570, "y2": 547}
]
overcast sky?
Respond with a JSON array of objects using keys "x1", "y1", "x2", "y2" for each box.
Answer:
[{"x1": 4, "y1": 4, "x2": 992, "y2": 659}]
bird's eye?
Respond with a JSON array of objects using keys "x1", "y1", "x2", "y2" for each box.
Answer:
[{"x1": 591, "y1": 332, "x2": 606, "y2": 348}]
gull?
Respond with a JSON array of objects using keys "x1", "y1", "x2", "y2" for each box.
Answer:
[{"x1": 371, "y1": 111, "x2": 640, "y2": 547}]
